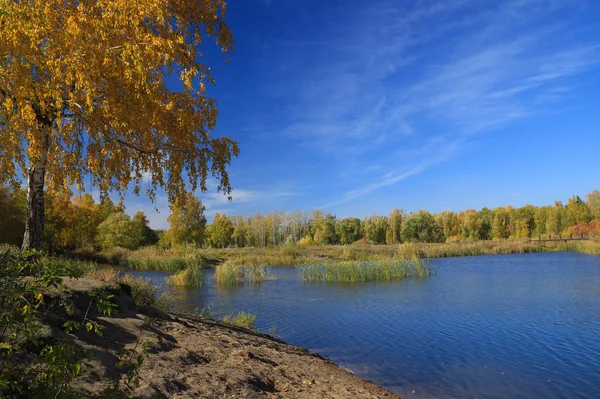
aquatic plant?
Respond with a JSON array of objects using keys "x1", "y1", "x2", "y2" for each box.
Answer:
[
  {"x1": 395, "y1": 240, "x2": 551, "y2": 259},
  {"x1": 166, "y1": 263, "x2": 205, "y2": 288},
  {"x1": 301, "y1": 259, "x2": 432, "y2": 283},
  {"x1": 214, "y1": 261, "x2": 274, "y2": 286},
  {"x1": 221, "y1": 311, "x2": 257, "y2": 329}
]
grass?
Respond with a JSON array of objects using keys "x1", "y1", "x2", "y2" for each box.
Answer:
[
  {"x1": 220, "y1": 311, "x2": 257, "y2": 329},
  {"x1": 76, "y1": 245, "x2": 207, "y2": 271},
  {"x1": 556, "y1": 239, "x2": 600, "y2": 255},
  {"x1": 301, "y1": 258, "x2": 433, "y2": 283},
  {"x1": 214, "y1": 260, "x2": 274, "y2": 286},
  {"x1": 166, "y1": 263, "x2": 205, "y2": 287},
  {"x1": 66, "y1": 237, "x2": 600, "y2": 273},
  {"x1": 82, "y1": 267, "x2": 170, "y2": 310},
  {"x1": 395, "y1": 240, "x2": 552, "y2": 259}
]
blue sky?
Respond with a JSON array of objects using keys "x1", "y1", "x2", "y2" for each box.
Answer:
[{"x1": 120, "y1": 0, "x2": 600, "y2": 229}]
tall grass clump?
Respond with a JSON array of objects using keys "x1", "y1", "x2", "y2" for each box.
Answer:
[
  {"x1": 96, "y1": 245, "x2": 207, "y2": 271},
  {"x1": 214, "y1": 261, "x2": 273, "y2": 286},
  {"x1": 221, "y1": 311, "x2": 256, "y2": 329},
  {"x1": 166, "y1": 263, "x2": 205, "y2": 287},
  {"x1": 81, "y1": 268, "x2": 170, "y2": 310},
  {"x1": 301, "y1": 259, "x2": 432, "y2": 283}
]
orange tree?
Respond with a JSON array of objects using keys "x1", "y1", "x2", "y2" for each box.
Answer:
[{"x1": 0, "y1": 0, "x2": 238, "y2": 249}]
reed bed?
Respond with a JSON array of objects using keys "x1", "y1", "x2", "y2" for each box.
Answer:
[
  {"x1": 214, "y1": 261, "x2": 274, "y2": 286},
  {"x1": 557, "y1": 240, "x2": 600, "y2": 255},
  {"x1": 301, "y1": 259, "x2": 432, "y2": 283},
  {"x1": 90, "y1": 245, "x2": 207, "y2": 271},
  {"x1": 166, "y1": 263, "x2": 205, "y2": 287},
  {"x1": 220, "y1": 311, "x2": 256, "y2": 329},
  {"x1": 68, "y1": 238, "x2": 600, "y2": 273},
  {"x1": 395, "y1": 240, "x2": 551, "y2": 259}
]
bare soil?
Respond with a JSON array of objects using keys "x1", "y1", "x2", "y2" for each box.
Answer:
[{"x1": 55, "y1": 279, "x2": 401, "y2": 399}]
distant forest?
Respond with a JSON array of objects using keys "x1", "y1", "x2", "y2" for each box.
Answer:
[{"x1": 2, "y1": 186, "x2": 599, "y2": 251}]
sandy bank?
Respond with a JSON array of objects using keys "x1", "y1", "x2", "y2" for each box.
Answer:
[{"x1": 58, "y1": 279, "x2": 400, "y2": 398}]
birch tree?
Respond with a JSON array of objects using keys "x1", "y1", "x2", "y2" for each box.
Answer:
[{"x1": 0, "y1": 0, "x2": 238, "y2": 249}]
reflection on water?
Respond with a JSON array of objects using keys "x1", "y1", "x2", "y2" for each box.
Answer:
[{"x1": 127, "y1": 252, "x2": 600, "y2": 399}]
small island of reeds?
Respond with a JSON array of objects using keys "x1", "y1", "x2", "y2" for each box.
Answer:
[{"x1": 301, "y1": 258, "x2": 432, "y2": 283}]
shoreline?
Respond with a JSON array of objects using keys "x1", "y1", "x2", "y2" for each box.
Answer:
[
  {"x1": 66, "y1": 239, "x2": 600, "y2": 271},
  {"x1": 62, "y1": 278, "x2": 401, "y2": 398}
]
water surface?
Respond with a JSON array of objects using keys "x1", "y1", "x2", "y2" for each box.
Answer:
[{"x1": 130, "y1": 252, "x2": 600, "y2": 399}]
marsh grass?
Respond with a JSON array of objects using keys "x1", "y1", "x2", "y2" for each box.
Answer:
[
  {"x1": 221, "y1": 311, "x2": 256, "y2": 329},
  {"x1": 557, "y1": 239, "x2": 600, "y2": 255},
  {"x1": 84, "y1": 245, "x2": 206, "y2": 271},
  {"x1": 214, "y1": 261, "x2": 274, "y2": 286},
  {"x1": 166, "y1": 263, "x2": 205, "y2": 287},
  {"x1": 301, "y1": 259, "x2": 432, "y2": 283},
  {"x1": 395, "y1": 240, "x2": 550, "y2": 259},
  {"x1": 71, "y1": 237, "x2": 600, "y2": 273}
]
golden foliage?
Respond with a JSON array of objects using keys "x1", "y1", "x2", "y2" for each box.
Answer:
[{"x1": 0, "y1": 0, "x2": 238, "y2": 201}]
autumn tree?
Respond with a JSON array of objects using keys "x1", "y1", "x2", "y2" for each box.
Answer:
[
  {"x1": 563, "y1": 195, "x2": 590, "y2": 228},
  {"x1": 435, "y1": 211, "x2": 460, "y2": 242},
  {"x1": 0, "y1": 0, "x2": 238, "y2": 250},
  {"x1": 386, "y1": 209, "x2": 403, "y2": 244},
  {"x1": 491, "y1": 207, "x2": 511, "y2": 239},
  {"x1": 586, "y1": 190, "x2": 600, "y2": 221},
  {"x1": 546, "y1": 201, "x2": 564, "y2": 235},
  {"x1": 167, "y1": 191, "x2": 207, "y2": 247},
  {"x1": 459, "y1": 209, "x2": 483, "y2": 241}
]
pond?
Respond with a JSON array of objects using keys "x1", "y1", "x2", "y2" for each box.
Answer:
[{"x1": 128, "y1": 252, "x2": 600, "y2": 399}]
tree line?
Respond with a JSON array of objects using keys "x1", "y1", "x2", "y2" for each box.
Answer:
[{"x1": 2, "y1": 186, "x2": 600, "y2": 251}]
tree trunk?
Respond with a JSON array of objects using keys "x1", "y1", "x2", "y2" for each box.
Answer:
[{"x1": 22, "y1": 131, "x2": 50, "y2": 251}]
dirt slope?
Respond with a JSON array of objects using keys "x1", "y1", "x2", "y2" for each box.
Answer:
[{"x1": 58, "y1": 279, "x2": 400, "y2": 399}]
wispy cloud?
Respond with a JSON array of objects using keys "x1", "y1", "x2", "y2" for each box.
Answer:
[{"x1": 261, "y1": 0, "x2": 600, "y2": 206}]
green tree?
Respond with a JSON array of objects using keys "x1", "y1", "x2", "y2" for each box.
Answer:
[
  {"x1": 167, "y1": 191, "x2": 207, "y2": 247},
  {"x1": 132, "y1": 211, "x2": 159, "y2": 247},
  {"x1": 363, "y1": 215, "x2": 388, "y2": 244},
  {"x1": 96, "y1": 212, "x2": 144, "y2": 249},
  {"x1": 0, "y1": 185, "x2": 25, "y2": 245},
  {"x1": 478, "y1": 207, "x2": 493, "y2": 240},
  {"x1": 205, "y1": 213, "x2": 234, "y2": 248},
  {"x1": 401, "y1": 210, "x2": 443, "y2": 243},
  {"x1": 337, "y1": 217, "x2": 362, "y2": 245},
  {"x1": 563, "y1": 195, "x2": 591, "y2": 228}
]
